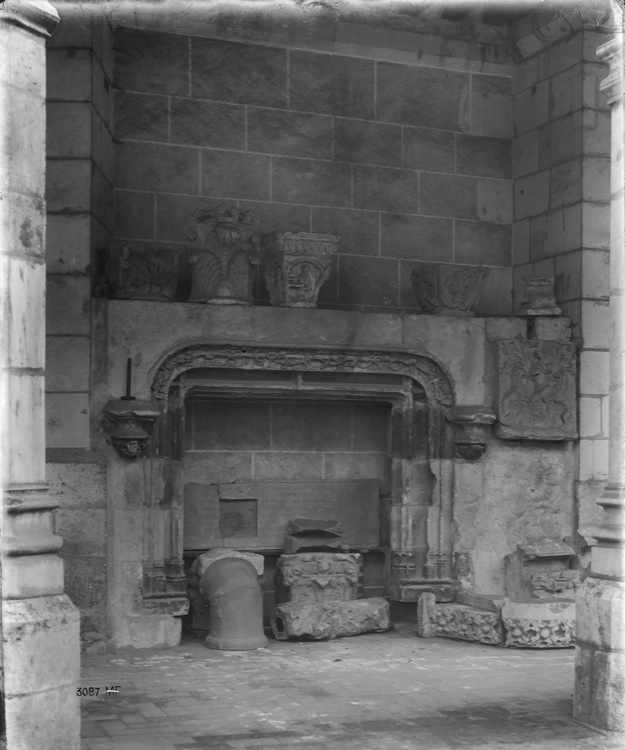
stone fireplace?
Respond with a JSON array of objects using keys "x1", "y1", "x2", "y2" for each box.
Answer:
[{"x1": 92, "y1": 299, "x2": 576, "y2": 649}]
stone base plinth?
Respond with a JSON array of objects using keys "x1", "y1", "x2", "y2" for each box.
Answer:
[
  {"x1": 271, "y1": 597, "x2": 390, "y2": 640},
  {"x1": 3, "y1": 594, "x2": 80, "y2": 750},
  {"x1": 574, "y1": 577, "x2": 625, "y2": 732}
]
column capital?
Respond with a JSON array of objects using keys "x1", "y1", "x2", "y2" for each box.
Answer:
[
  {"x1": 597, "y1": 34, "x2": 624, "y2": 105},
  {"x1": 0, "y1": 0, "x2": 59, "y2": 38}
]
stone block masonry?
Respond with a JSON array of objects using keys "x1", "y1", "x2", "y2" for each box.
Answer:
[{"x1": 113, "y1": 27, "x2": 514, "y2": 314}]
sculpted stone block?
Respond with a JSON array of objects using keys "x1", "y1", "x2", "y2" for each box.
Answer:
[
  {"x1": 276, "y1": 552, "x2": 360, "y2": 605},
  {"x1": 410, "y1": 262, "x2": 489, "y2": 316},
  {"x1": 261, "y1": 231, "x2": 340, "y2": 308},
  {"x1": 187, "y1": 203, "x2": 261, "y2": 305},
  {"x1": 271, "y1": 597, "x2": 390, "y2": 640},
  {"x1": 105, "y1": 242, "x2": 180, "y2": 300},
  {"x1": 417, "y1": 594, "x2": 503, "y2": 645},
  {"x1": 494, "y1": 339, "x2": 577, "y2": 440},
  {"x1": 502, "y1": 600, "x2": 575, "y2": 648},
  {"x1": 505, "y1": 540, "x2": 579, "y2": 600}
]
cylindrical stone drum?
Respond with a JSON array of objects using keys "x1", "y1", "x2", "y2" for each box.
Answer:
[{"x1": 200, "y1": 557, "x2": 267, "y2": 650}]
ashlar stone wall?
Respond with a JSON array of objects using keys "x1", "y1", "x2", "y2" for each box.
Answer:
[
  {"x1": 113, "y1": 26, "x2": 514, "y2": 314},
  {"x1": 511, "y1": 17, "x2": 611, "y2": 538}
]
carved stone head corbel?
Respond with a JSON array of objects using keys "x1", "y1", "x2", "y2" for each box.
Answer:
[
  {"x1": 102, "y1": 399, "x2": 161, "y2": 460},
  {"x1": 446, "y1": 406, "x2": 496, "y2": 460}
]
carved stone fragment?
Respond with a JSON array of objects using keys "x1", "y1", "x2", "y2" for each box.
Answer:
[
  {"x1": 446, "y1": 405, "x2": 496, "y2": 460},
  {"x1": 276, "y1": 552, "x2": 361, "y2": 605},
  {"x1": 502, "y1": 600, "x2": 575, "y2": 648},
  {"x1": 271, "y1": 597, "x2": 390, "y2": 640},
  {"x1": 410, "y1": 262, "x2": 489, "y2": 316},
  {"x1": 505, "y1": 540, "x2": 579, "y2": 600},
  {"x1": 417, "y1": 594, "x2": 503, "y2": 645},
  {"x1": 187, "y1": 204, "x2": 261, "y2": 305},
  {"x1": 284, "y1": 517, "x2": 345, "y2": 553},
  {"x1": 521, "y1": 277, "x2": 562, "y2": 316},
  {"x1": 494, "y1": 339, "x2": 577, "y2": 440},
  {"x1": 261, "y1": 231, "x2": 340, "y2": 308},
  {"x1": 105, "y1": 242, "x2": 180, "y2": 300}
]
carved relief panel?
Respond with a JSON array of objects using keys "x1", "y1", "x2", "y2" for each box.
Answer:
[{"x1": 494, "y1": 339, "x2": 577, "y2": 440}]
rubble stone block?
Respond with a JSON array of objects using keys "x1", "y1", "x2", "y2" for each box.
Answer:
[
  {"x1": 272, "y1": 156, "x2": 351, "y2": 208},
  {"x1": 271, "y1": 597, "x2": 390, "y2": 640},
  {"x1": 502, "y1": 600, "x2": 575, "y2": 648},
  {"x1": 403, "y1": 127, "x2": 455, "y2": 172},
  {"x1": 192, "y1": 37, "x2": 286, "y2": 106}
]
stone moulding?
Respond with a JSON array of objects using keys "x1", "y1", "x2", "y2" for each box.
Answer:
[
  {"x1": 446, "y1": 405, "x2": 496, "y2": 460},
  {"x1": 410, "y1": 262, "x2": 489, "y2": 316},
  {"x1": 150, "y1": 344, "x2": 454, "y2": 407},
  {"x1": 520, "y1": 277, "x2": 562, "y2": 316},
  {"x1": 493, "y1": 339, "x2": 577, "y2": 440},
  {"x1": 261, "y1": 231, "x2": 340, "y2": 308},
  {"x1": 186, "y1": 204, "x2": 261, "y2": 305},
  {"x1": 102, "y1": 399, "x2": 160, "y2": 460}
]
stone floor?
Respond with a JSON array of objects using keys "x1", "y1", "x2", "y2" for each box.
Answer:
[{"x1": 79, "y1": 628, "x2": 625, "y2": 750}]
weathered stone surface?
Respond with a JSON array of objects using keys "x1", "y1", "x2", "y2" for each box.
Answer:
[
  {"x1": 471, "y1": 74, "x2": 512, "y2": 138},
  {"x1": 116, "y1": 141, "x2": 199, "y2": 193},
  {"x1": 247, "y1": 108, "x2": 332, "y2": 159},
  {"x1": 272, "y1": 156, "x2": 351, "y2": 208},
  {"x1": 192, "y1": 37, "x2": 286, "y2": 106},
  {"x1": 454, "y1": 222, "x2": 511, "y2": 266},
  {"x1": 456, "y1": 134, "x2": 511, "y2": 179},
  {"x1": 311, "y1": 207, "x2": 378, "y2": 256},
  {"x1": 334, "y1": 118, "x2": 401, "y2": 167},
  {"x1": 171, "y1": 98, "x2": 245, "y2": 149},
  {"x1": 403, "y1": 127, "x2": 455, "y2": 172},
  {"x1": 420, "y1": 173, "x2": 477, "y2": 220},
  {"x1": 502, "y1": 600, "x2": 575, "y2": 648},
  {"x1": 381, "y1": 213, "x2": 452, "y2": 262},
  {"x1": 115, "y1": 92, "x2": 169, "y2": 142},
  {"x1": 376, "y1": 63, "x2": 468, "y2": 130},
  {"x1": 271, "y1": 597, "x2": 390, "y2": 640},
  {"x1": 276, "y1": 553, "x2": 359, "y2": 605},
  {"x1": 417, "y1": 593, "x2": 503, "y2": 644},
  {"x1": 494, "y1": 339, "x2": 577, "y2": 440},
  {"x1": 529, "y1": 317, "x2": 572, "y2": 341},
  {"x1": 353, "y1": 165, "x2": 420, "y2": 213},
  {"x1": 289, "y1": 51, "x2": 374, "y2": 119},
  {"x1": 339, "y1": 255, "x2": 399, "y2": 307}
]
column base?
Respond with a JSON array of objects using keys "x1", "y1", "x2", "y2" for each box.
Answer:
[
  {"x1": 3, "y1": 594, "x2": 80, "y2": 750},
  {"x1": 575, "y1": 576, "x2": 625, "y2": 732}
]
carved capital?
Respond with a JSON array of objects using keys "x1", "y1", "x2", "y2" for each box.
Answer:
[
  {"x1": 261, "y1": 231, "x2": 340, "y2": 308},
  {"x1": 0, "y1": 0, "x2": 60, "y2": 37},
  {"x1": 411, "y1": 263, "x2": 489, "y2": 316}
]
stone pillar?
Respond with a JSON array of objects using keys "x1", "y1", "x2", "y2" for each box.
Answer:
[
  {"x1": 574, "y1": 30, "x2": 625, "y2": 734},
  {"x1": 0, "y1": 2, "x2": 80, "y2": 748}
]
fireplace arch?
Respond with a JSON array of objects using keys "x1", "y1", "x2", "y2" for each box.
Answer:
[{"x1": 141, "y1": 343, "x2": 457, "y2": 608}]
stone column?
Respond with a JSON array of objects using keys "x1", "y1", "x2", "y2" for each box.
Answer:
[
  {"x1": 0, "y1": 2, "x2": 80, "y2": 748},
  {"x1": 574, "y1": 31, "x2": 625, "y2": 734}
]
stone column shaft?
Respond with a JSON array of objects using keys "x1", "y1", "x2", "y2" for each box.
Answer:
[
  {"x1": 574, "y1": 30, "x2": 625, "y2": 734},
  {"x1": 0, "y1": 3, "x2": 80, "y2": 748}
]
